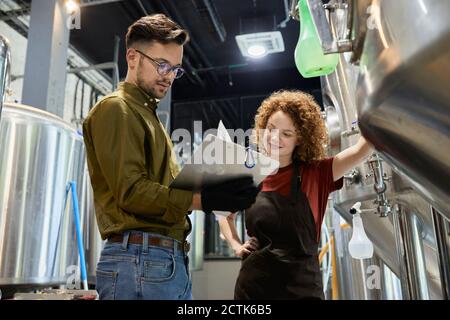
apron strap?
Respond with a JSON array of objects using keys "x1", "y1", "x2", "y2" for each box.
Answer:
[{"x1": 290, "y1": 159, "x2": 302, "y2": 205}]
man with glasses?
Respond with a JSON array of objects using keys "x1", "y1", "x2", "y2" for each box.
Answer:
[{"x1": 83, "y1": 14, "x2": 259, "y2": 300}]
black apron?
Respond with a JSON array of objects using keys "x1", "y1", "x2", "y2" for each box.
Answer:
[{"x1": 234, "y1": 161, "x2": 323, "y2": 300}]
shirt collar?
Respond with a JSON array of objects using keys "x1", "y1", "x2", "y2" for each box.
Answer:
[{"x1": 118, "y1": 81, "x2": 160, "y2": 111}]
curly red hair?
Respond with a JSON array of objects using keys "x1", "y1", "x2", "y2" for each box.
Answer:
[{"x1": 254, "y1": 90, "x2": 328, "y2": 164}]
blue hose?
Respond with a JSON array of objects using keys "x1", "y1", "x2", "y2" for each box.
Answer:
[{"x1": 67, "y1": 181, "x2": 88, "y2": 290}]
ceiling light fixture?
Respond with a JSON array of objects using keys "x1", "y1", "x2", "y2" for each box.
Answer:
[
  {"x1": 247, "y1": 44, "x2": 267, "y2": 58},
  {"x1": 235, "y1": 31, "x2": 285, "y2": 59},
  {"x1": 65, "y1": 0, "x2": 80, "y2": 14}
]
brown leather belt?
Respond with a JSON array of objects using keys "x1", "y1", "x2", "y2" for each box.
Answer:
[{"x1": 108, "y1": 234, "x2": 190, "y2": 253}]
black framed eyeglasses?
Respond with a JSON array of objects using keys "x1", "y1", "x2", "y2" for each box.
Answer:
[{"x1": 135, "y1": 49, "x2": 185, "y2": 79}]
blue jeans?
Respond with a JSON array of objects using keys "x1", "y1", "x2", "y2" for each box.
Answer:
[{"x1": 95, "y1": 231, "x2": 192, "y2": 300}]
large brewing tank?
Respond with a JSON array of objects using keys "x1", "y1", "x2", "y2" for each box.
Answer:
[
  {"x1": 0, "y1": 103, "x2": 98, "y2": 287},
  {"x1": 356, "y1": 0, "x2": 450, "y2": 218},
  {"x1": 320, "y1": 0, "x2": 449, "y2": 299},
  {"x1": 0, "y1": 35, "x2": 11, "y2": 120}
]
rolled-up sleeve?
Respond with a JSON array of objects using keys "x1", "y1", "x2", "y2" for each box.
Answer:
[
  {"x1": 319, "y1": 157, "x2": 344, "y2": 193},
  {"x1": 85, "y1": 97, "x2": 192, "y2": 222}
]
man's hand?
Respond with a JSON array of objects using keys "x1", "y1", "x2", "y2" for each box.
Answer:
[{"x1": 201, "y1": 177, "x2": 259, "y2": 213}]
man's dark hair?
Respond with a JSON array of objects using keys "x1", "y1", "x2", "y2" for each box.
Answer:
[{"x1": 126, "y1": 13, "x2": 190, "y2": 49}]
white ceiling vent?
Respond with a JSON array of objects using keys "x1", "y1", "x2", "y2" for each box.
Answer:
[{"x1": 235, "y1": 31, "x2": 285, "y2": 58}]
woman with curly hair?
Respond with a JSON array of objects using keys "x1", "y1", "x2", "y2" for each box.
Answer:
[{"x1": 219, "y1": 90, "x2": 373, "y2": 300}]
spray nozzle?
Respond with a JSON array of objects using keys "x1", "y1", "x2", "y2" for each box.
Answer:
[{"x1": 349, "y1": 201, "x2": 362, "y2": 215}]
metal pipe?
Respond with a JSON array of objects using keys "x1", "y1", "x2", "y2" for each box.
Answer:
[
  {"x1": 13, "y1": 60, "x2": 116, "y2": 94},
  {"x1": 183, "y1": 56, "x2": 206, "y2": 88},
  {"x1": 3, "y1": 9, "x2": 112, "y2": 96},
  {"x1": 305, "y1": 0, "x2": 353, "y2": 53},
  {"x1": 201, "y1": 0, "x2": 226, "y2": 42},
  {"x1": 369, "y1": 155, "x2": 392, "y2": 217},
  {"x1": 67, "y1": 44, "x2": 113, "y2": 95},
  {"x1": 0, "y1": 0, "x2": 31, "y2": 22},
  {"x1": 80, "y1": 0, "x2": 125, "y2": 8},
  {"x1": 68, "y1": 62, "x2": 117, "y2": 73},
  {"x1": 380, "y1": 261, "x2": 403, "y2": 300},
  {"x1": 277, "y1": 0, "x2": 291, "y2": 28},
  {"x1": 326, "y1": 1, "x2": 352, "y2": 52},
  {"x1": 305, "y1": 0, "x2": 336, "y2": 52},
  {"x1": 112, "y1": 35, "x2": 120, "y2": 90},
  {"x1": 392, "y1": 204, "x2": 430, "y2": 299},
  {"x1": 0, "y1": 9, "x2": 29, "y2": 22},
  {"x1": 290, "y1": 0, "x2": 299, "y2": 21},
  {"x1": 80, "y1": 81, "x2": 85, "y2": 120},
  {"x1": 0, "y1": 34, "x2": 11, "y2": 121},
  {"x1": 410, "y1": 214, "x2": 430, "y2": 299},
  {"x1": 332, "y1": 216, "x2": 359, "y2": 299},
  {"x1": 371, "y1": 154, "x2": 385, "y2": 193},
  {"x1": 13, "y1": 61, "x2": 117, "y2": 78},
  {"x1": 158, "y1": 0, "x2": 220, "y2": 83},
  {"x1": 135, "y1": 0, "x2": 148, "y2": 15},
  {"x1": 431, "y1": 207, "x2": 450, "y2": 299},
  {"x1": 72, "y1": 77, "x2": 81, "y2": 122},
  {"x1": 392, "y1": 204, "x2": 414, "y2": 299},
  {"x1": 194, "y1": 63, "x2": 248, "y2": 73},
  {"x1": 66, "y1": 181, "x2": 88, "y2": 290}
]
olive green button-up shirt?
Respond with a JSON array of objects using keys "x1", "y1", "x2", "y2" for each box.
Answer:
[{"x1": 83, "y1": 82, "x2": 193, "y2": 241}]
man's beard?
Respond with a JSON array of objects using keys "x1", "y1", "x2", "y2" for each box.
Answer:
[
  {"x1": 136, "y1": 62, "x2": 166, "y2": 99},
  {"x1": 137, "y1": 73, "x2": 156, "y2": 98}
]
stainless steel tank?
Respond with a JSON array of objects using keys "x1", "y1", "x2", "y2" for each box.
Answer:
[
  {"x1": 319, "y1": 0, "x2": 449, "y2": 299},
  {"x1": 0, "y1": 34, "x2": 11, "y2": 120},
  {"x1": 356, "y1": 0, "x2": 450, "y2": 218},
  {"x1": 323, "y1": 53, "x2": 444, "y2": 299},
  {"x1": 0, "y1": 103, "x2": 98, "y2": 287}
]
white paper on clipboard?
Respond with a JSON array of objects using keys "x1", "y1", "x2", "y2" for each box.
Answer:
[
  {"x1": 170, "y1": 124, "x2": 279, "y2": 217},
  {"x1": 217, "y1": 120, "x2": 232, "y2": 143}
]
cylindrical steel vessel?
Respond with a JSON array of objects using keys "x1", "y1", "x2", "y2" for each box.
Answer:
[
  {"x1": 356, "y1": 0, "x2": 450, "y2": 218},
  {"x1": 321, "y1": 0, "x2": 448, "y2": 299},
  {"x1": 0, "y1": 103, "x2": 97, "y2": 287}
]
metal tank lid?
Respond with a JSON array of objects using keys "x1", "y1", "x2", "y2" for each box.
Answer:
[{"x1": 2, "y1": 102, "x2": 83, "y2": 139}]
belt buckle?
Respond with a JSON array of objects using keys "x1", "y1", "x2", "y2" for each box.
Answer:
[
  {"x1": 183, "y1": 241, "x2": 190, "y2": 253},
  {"x1": 159, "y1": 238, "x2": 172, "y2": 248}
]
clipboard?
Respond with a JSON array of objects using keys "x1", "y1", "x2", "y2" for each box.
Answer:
[{"x1": 170, "y1": 134, "x2": 280, "y2": 192}]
